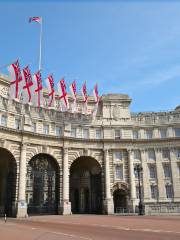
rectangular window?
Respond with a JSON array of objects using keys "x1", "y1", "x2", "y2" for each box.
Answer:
[
  {"x1": 134, "y1": 167, "x2": 138, "y2": 179},
  {"x1": 163, "y1": 164, "x2": 171, "y2": 178},
  {"x1": 114, "y1": 151, "x2": 123, "y2": 161},
  {"x1": 115, "y1": 165, "x2": 123, "y2": 180},
  {"x1": 175, "y1": 128, "x2": 180, "y2": 137},
  {"x1": 133, "y1": 130, "x2": 139, "y2": 139},
  {"x1": 96, "y1": 129, "x2": 101, "y2": 139},
  {"x1": 148, "y1": 149, "x2": 155, "y2": 160},
  {"x1": 55, "y1": 126, "x2": 62, "y2": 136},
  {"x1": 43, "y1": 124, "x2": 49, "y2": 135},
  {"x1": 71, "y1": 128, "x2": 76, "y2": 137},
  {"x1": 151, "y1": 185, "x2": 158, "y2": 199},
  {"x1": 176, "y1": 149, "x2": 180, "y2": 159},
  {"x1": 149, "y1": 165, "x2": 156, "y2": 179},
  {"x1": 165, "y1": 185, "x2": 173, "y2": 198},
  {"x1": 146, "y1": 129, "x2": 153, "y2": 139},
  {"x1": 162, "y1": 149, "x2": 170, "y2": 159},
  {"x1": 115, "y1": 129, "x2": 121, "y2": 139},
  {"x1": 160, "y1": 129, "x2": 167, "y2": 138},
  {"x1": 134, "y1": 150, "x2": 141, "y2": 160},
  {"x1": 1, "y1": 115, "x2": 7, "y2": 127},
  {"x1": 32, "y1": 122, "x2": 36, "y2": 133},
  {"x1": 15, "y1": 118, "x2": 21, "y2": 130},
  {"x1": 83, "y1": 129, "x2": 89, "y2": 139}
]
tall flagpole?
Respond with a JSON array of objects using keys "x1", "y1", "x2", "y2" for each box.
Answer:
[{"x1": 39, "y1": 18, "x2": 43, "y2": 71}]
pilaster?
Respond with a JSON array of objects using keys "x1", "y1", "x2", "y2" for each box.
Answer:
[
  {"x1": 128, "y1": 149, "x2": 136, "y2": 212},
  {"x1": 170, "y1": 148, "x2": 180, "y2": 201}
]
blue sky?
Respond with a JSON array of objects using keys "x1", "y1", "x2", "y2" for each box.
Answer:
[{"x1": 0, "y1": 0, "x2": 180, "y2": 112}]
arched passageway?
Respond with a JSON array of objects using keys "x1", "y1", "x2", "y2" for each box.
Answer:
[
  {"x1": 0, "y1": 148, "x2": 17, "y2": 217},
  {"x1": 113, "y1": 189, "x2": 127, "y2": 213},
  {"x1": 70, "y1": 157, "x2": 102, "y2": 214},
  {"x1": 26, "y1": 154, "x2": 59, "y2": 215}
]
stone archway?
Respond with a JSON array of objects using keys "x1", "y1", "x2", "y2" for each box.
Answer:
[
  {"x1": 70, "y1": 156, "x2": 102, "y2": 214},
  {"x1": 113, "y1": 183, "x2": 128, "y2": 213},
  {"x1": 26, "y1": 153, "x2": 60, "y2": 215},
  {"x1": 0, "y1": 147, "x2": 17, "y2": 217}
]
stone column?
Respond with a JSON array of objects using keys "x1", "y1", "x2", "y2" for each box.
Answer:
[
  {"x1": 141, "y1": 150, "x2": 150, "y2": 201},
  {"x1": 155, "y1": 148, "x2": 166, "y2": 202},
  {"x1": 104, "y1": 149, "x2": 114, "y2": 214},
  {"x1": 128, "y1": 150, "x2": 136, "y2": 212},
  {"x1": 16, "y1": 144, "x2": 27, "y2": 218},
  {"x1": 62, "y1": 148, "x2": 71, "y2": 215},
  {"x1": 170, "y1": 148, "x2": 180, "y2": 201}
]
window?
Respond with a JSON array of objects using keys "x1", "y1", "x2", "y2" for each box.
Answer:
[
  {"x1": 176, "y1": 149, "x2": 180, "y2": 159},
  {"x1": 133, "y1": 130, "x2": 139, "y2": 139},
  {"x1": 96, "y1": 129, "x2": 102, "y2": 139},
  {"x1": 83, "y1": 129, "x2": 89, "y2": 139},
  {"x1": 160, "y1": 129, "x2": 167, "y2": 138},
  {"x1": 115, "y1": 165, "x2": 123, "y2": 180},
  {"x1": 55, "y1": 126, "x2": 62, "y2": 136},
  {"x1": 43, "y1": 124, "x2": 49, "y2": 135},
  {"x1": 15, "y1": 118, "x2": 21, "y2": 130},
  {"x1": 1, "y1": 115, "x2": 7, "y2": 127},
  {"x1": 148, "y1": 149, "x2": 155, "y2": 160},
  {"x1": 114, "y1": 151, "x2": 123, "y2": 161},
  {"x1": 134, "y1": 167, "x2": 138, "y2": 179},
  {"x1": 115, "y1": 129, "x2": 121, "y2": 139},
  {"x1": 149, "y1": 165, "x2": 156, "y2": 179},
  {"x1": 146, "y1": 129, "x2": 153, "y2": 139},
  {"x1": 134, "y1": 150, "x2": 141, "y2": 160},
  {"x1": 165, "y1": 185, "x2": 173, "y2": 198},
  {"x1": 32, "y1": 122, "x2": 36, "y2": 133},
  {"x1": 151, "y1": 185, "x2": 158, "y2": 199},
  {"x1": 162, "y1": 149, "x2": 170, "y2": 159},
  {"x1": 175, "y1": 128, "x2": 180, "y2": 137},
  {"x1": 71, "y1": 128, "x2": 76, "y2": 137},
  {"x1": 163, "y1": 164, "x2": 171, "y2": 178},
  {"x1": 136, "y1": 186, "x2": 143, "y2": 199}
]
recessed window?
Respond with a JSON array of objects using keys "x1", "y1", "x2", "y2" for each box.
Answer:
[
  {"x1": 43, "y1": 124, "x2": 49, "y2": 135},
  {"x1": 32, "y1": 122, "x2": 36, "y2": 133},
  {"x1": 163, "y1": 164, "x2": 171, "y2": 178},
  {"x1": 160, "y1": 129, "x2": 167, "y2": 138},
  {"x1": 162, "y1": 149, "x2": 170, "y2": 159},
  {"x1": 114, "y1": 151, "x2": 123, "y2": 161},
  {"x1": 146, "y1": 129, "x2": 153, "y2": 139},
  {"x1": 133, "y1": 130, "x2": 139, "y2": 139},
  {"x1": 148, "y1": 149, "x2": 155, "y2": 160},
  {"x1": 96, "y1": 129, "x2": 101, "y2": 139},
  {"x1": 175, "y1": 128, "x2": 180, "y2": 137},
  {"x1": 165, "y1": 185, "x2": 173, "y2": 199},
  {"x1": 115, "y1": 129, "x2": 121, "y2": 139},
  {"x1": 134, "y1": 150, "x2": 141, "y2": 160},
  {"x1": 83, "y1": 129, "x2": 89, "y2": 139},
  {"x1": 71, "y1": 128, "x2": 76, "y2": 137},
  {"x1": 1, "y1": 115, "x2": 7, "y2": 127},
  {"x1": 176, "y1": 149, "x2": 180, "y2": 159},
  {"x1": 151, "y1": 185, "x2": 158, "y2": 199},
  {"x1": 15, "y1": 118, "x2": 21, "y2": 130},
  {"x1": 149, "y1": 165, "x2": 156, "y2": 179},
  {"x1": 115, "y1": 165, "x2": 123, "y2": 180},
  {"x1": 55, "y1": 126, "x2": 62, "y2": 136}
]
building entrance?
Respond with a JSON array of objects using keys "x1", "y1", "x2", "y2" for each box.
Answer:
[
  {"x1": 70, "y1": 157, "x2": 102, "y2": 214},
  {"x1": 113, "y1": 189, "x2": 127, "y2": 213}
]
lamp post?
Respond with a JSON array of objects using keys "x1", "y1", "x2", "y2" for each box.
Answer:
[{"x1": 134, "y1": 164, "x2": 144, "y2": 215}]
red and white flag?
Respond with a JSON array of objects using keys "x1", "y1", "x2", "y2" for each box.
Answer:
[
  {"x1": 29, "y1": 17, "x2": 42, "y2": 24},
  {"x1": 70, "y1": 80, "x2": 77, "y2": 112},
  {"x1": 8, "y1": 60, "x2": 23, "y2": 100},
  {"x1": 45, "y1": 75, "x2": 55, "y2": 108},
  {"x1": 57, "y1": 78, "x2": 69, "y2": 110},
  {"x1": 32, "y1": 71, "x2": 43, "y2": 108},
  {"x1": 21, "y1": 66, "x2": 33, "y2": 104},
  {"x1": 81, "y1": 82, "x2": 88, "y2": 114},
  {"x1": 92, "y1": 84, "x2": 100, "y2": 118}
]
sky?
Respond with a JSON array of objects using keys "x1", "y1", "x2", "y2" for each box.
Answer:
[{"x1": 0, "y1": 0, "x2": 180, "y2": 112}]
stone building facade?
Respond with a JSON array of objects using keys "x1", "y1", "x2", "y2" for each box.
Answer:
[{"x1": 0, "y1": 73, "x2": 180, "y2": 217}]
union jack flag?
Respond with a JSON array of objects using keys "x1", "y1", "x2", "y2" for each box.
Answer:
[{"x1": 29, "y1": 17, "x2": 42, "y2": 23}]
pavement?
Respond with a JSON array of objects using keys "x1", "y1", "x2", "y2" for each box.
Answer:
[{"x1": 0, "y1": 215, "x2": 180, "y2": 240}]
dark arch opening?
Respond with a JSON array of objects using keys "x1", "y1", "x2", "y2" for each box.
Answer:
[
  {"x1": 0, "y1": 148, "x2": 17, "y2": 217},
  {"x1": 70, "y1": 156, "x2": 102, "y2": 214},
  {"x1": 113, "y1": 189, "x2": 127, "y2": 213},
  {"x1": 26, "y1": 153, "x2": 60, "y2": 215}
]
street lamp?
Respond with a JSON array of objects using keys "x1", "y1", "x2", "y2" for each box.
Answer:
[{"x1": 134, "y1": 164, "x2": 144, "y2": 215}]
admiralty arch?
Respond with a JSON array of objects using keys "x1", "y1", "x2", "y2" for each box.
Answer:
[{"x1": 0, "y1": 73, "x2": 180, "y2": 217}]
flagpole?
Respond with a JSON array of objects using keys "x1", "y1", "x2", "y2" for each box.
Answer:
[{"x1": 39, "y1": 18, "x2": 42, "y2": 71}]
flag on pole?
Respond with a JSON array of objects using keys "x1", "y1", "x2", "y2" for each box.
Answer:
[
  {"x1": 45, "y1": 75, "x2": 55, "y2": 108},
  {"x1": 92, "y1": 84, "x2": 100, "y2": 118},
  {"x1": 21, "y1": 66, "x2": 33, "y2": 104},
  {"x1": 29, "y1": 17, "x2": 42, "y2": 24},
  {"x1": 8, "y1": 60, "x2": 23, "y2": 100},
  {"x1": 70, "y1": 80, "x2": 77, "y2": 113},
  {"x1": 81, "y1": 82, "x2": 88, "y2": 114},
  {"x1": 57, "y1": 78, "x2": 69, "y2": 110},
  {"x1": 32, "y1": 71, "x2": 43, "y2": 108}
]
